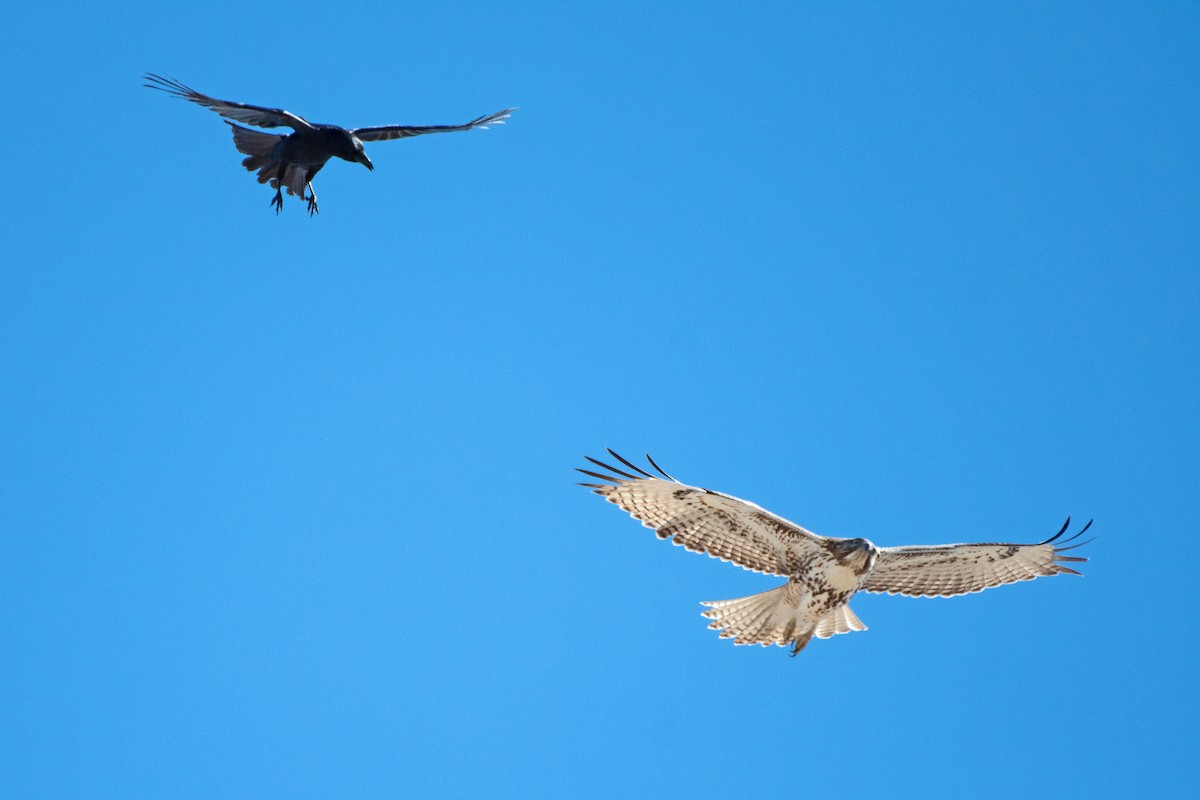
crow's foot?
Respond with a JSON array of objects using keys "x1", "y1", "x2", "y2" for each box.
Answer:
[
  {"x1": 270, "y1": 190, "x2": 284, "y2": 214},
  {"x1": 306, "y1": 195, "x2": 319, "y2": 216}
]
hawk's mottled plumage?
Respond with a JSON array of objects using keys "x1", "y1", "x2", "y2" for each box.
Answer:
[
  {"x1": 144, "y1": 73, "x2": 512, "y2": 215},
  {"x1": 579, "y1": 451, "x2": 1092, "y2": 655}
]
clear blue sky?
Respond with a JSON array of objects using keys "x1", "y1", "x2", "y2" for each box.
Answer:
[{"x1": 2, "y1": 2, "x2": 1197, "y2": 797}]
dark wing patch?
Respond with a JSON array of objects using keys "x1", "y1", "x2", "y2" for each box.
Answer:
[
  {"x1": 861, "y1": 518, "x2": 1093, "y2": 597},
  {"x1": 144, "y1": 73, "x2": 315, "y2": 131},
  {"x1": 351, "y1": 108, "x2": 514, "y2": 142},
  {"x1": 578, "y1": 451, "x2": 827, "y2": 576}
]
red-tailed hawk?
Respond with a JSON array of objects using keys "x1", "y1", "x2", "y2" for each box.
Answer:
[
  {"x1": 144, "y1": 73, "x2": 513, "y2": 215},
  {"x1": 579, "y1": 451, "x2": 1092, "y2": 655}
]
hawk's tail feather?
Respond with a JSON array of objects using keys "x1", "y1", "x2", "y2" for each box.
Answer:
[
  {"x1": 701, "y1": 583, "x2": 866, "y2": 655},
  {"x1": 701, "y1": 582, "x2": 808, "y2": 651},
  {"x1": 812, "y1": 603, "x2": 867, "y2": 639}
]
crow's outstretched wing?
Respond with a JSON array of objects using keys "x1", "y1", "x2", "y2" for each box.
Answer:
[
  {"x1": 860, "y1": 519, "x2": 1092, "y2": 597},
  {"x1": 578, "y1": 451, "x2": 829, "y2": 577},
  {"x1": 144, "y1": 73, "x2": 315, "y2": 131},
  {"x1": 351, "y1": 108, "x2": 514, "y2": 142}
]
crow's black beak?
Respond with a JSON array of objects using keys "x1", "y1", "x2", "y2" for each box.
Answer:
[{"x1": 358, "y1": 152, "x2": 374, "y2": 171}]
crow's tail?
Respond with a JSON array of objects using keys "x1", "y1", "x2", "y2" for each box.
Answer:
[
  {"x1": 225, "y1": 122, "x2": 308, "y2": 198},
  {"x1": 226, "y1": 121, "x2": 283, "y2": 181}
]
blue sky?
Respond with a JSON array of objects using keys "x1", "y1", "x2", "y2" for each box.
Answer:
[{"x1": 2, "y1": 2, "x2": 1197, "y2": 797}]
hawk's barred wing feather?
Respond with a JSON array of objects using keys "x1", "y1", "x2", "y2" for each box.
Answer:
[
  {"x1": 144, "y1": 73, "x2": 315, "y2": 131},
  {"x1": 351, "y1": 108, "x2": 514, "y2": 142},
  {"x1": 861, "y1": 518, "x2": 1093, "y2": 598},
  {"x1": 578, "y1": 451, "x2": 827, "y2": 577}
]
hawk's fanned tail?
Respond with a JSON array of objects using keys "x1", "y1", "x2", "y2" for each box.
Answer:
[
  {"x1": 812, "y1": 603, "x2": 868, "y2": 639},
  {"x1": 701, "y1": 582, "x2": 804, "y2": 649},
  {"x1": 699, "y1": 580, "x2": 866, "y2": 655}
]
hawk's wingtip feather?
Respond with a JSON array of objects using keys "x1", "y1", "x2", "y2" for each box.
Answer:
[
  {"x1": 575, "y1": 467, "x2": 621, "y2": 484},
  {"x1": 644, "y1": 453, "x2": 675, "y2": 481},
  {"x1": 583, "y1": 455, "x2": 640, "y2": 481},
  {"x1": 607, "y1": 449, "x2": 657, "y2": 480}
]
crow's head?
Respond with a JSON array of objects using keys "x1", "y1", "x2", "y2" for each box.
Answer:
[
  {"x1": 329, "y1": 130, "x2": 374, "y2": 171},
  {"x1": 349, "y1": 137, "x2": 374, "y2": 171}
]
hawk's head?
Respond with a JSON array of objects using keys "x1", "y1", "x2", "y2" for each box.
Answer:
[{"x1": 828, "y1": 537, "x2": 879, "y2": 573}]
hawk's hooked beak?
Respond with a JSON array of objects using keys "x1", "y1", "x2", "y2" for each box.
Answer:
[{"x1": 357, "y1": 151, "x2": 374, "y2": 171}]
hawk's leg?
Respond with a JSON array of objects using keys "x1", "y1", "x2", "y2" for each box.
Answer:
[
  {"x1": 270, "y1": 164, "x2": 287, "y2": 214},
  {"x1": 305, "y1": 183, "x2": 319, "y2": 216},
  {"x1": 789, "y1": 631, "x2": 813, "y2": 657}
]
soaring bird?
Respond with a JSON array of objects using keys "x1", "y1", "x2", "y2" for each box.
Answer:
[
  {"x1": 144, "y1": 73, "x2": 513, "y2": 215},
  {"x1": 578, "y1": 451, "x2": 1093, "y2": 655}
]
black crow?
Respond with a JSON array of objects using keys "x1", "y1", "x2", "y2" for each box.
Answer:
[{"x1": 144, "y1": 73, "x2": 513, "y2": 216}]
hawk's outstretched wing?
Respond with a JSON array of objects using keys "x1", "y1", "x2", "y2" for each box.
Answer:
[
  {"x1": 577, "y1": 450, "x2": 828, "y2": 576},
  {"x1": 144, "y1": 73, "x2": 315, "y2": 131},
  {"x1": 351, "y1": 108, "x2": 514, "y2": 142},
  {"x1": 860, "y1": 519, "x2": 1092, "y2": 598}
]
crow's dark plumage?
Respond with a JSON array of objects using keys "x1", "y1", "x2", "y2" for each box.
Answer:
[{"x1": 144, "y1": 73, "x2": 513, "y2": 216}]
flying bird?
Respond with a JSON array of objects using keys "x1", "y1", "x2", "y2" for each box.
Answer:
[
  {"x1": 578, "y1": 450, "x2": 1093, "y2": 655},
  {"x1": 144, "y1": 73, "x2": 513, "y2": 216}
]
